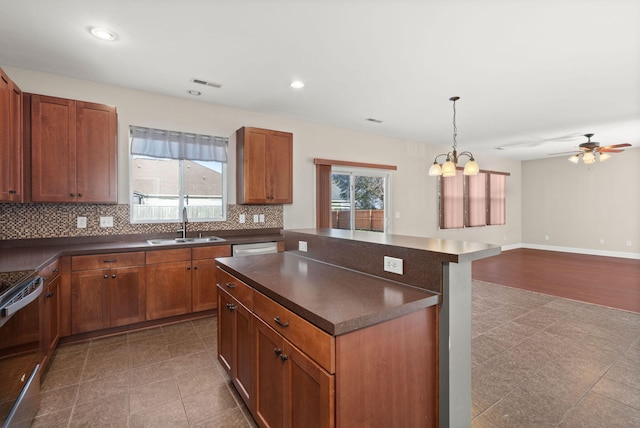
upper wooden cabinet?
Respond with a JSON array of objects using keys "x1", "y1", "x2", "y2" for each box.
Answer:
[
  {"x1": 28, "y1": 94, "x2": 117, "y2": 203},
  {"x1": 0, "y1": 68, "x2": 24, "y2": 202},
  {"x1": 236, "y1": 127, "x2": 292, "y2": 204}
]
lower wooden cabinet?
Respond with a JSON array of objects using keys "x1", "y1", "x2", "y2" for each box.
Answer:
[
  {"x1": 192, "y1": 245, "x2": 231, "y2": 312},
  {"x1": 145, "y1": 248, "x2": 192, "y2": 320},
  {"x1": 70, "y1": 252, "x2": 145, "y2": 334},
  {"x1": 40, "y1": 260, "x2": 61, "y2": 370}
]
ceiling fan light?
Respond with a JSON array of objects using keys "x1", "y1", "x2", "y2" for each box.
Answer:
[
  {"x1": 463, "y1": 159, "x2": 479, "y2": 176},
  {"x1": 442, "y1": 160, "x2": 457, "y2": 177},
  {"x1": 568, "y1": 154, "x2": 580, "y2": 164},
  {"x1": 599, "y1": 152, "x2": 611, "y2": 162},
  {"x1": 428, "y1": 162, "x2": 443, "y2": 176},
  {"x1": 582, "y1": 152, "x2": 596, "y2": 164}
]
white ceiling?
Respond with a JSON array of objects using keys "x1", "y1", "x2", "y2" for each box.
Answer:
[{"x1": 1, "y1": 0, "x2": 638, "y2": 160}]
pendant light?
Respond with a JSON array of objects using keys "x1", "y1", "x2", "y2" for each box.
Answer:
[{"x1": 429, "y1": 96, "x2": 479, "y2": 177}]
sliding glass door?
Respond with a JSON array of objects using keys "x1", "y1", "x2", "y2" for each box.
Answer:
[{"x1": 331, "y1": 169, "x2": 388, "y2": 232}]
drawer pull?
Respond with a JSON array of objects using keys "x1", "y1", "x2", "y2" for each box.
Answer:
[
  {"x1": 225, "y1": 282, "x2": 236, "y2": 289},
  {"x1": 112, "y1": 274, "x2": 116, "y2": 278},
  {"x1": 280, "y1": 354, "x2": 288, "y2": 362},
  {"x1": 103, "y1": 259, "x2": 117, "y2": 263},
  {"x1": 104, "y1": 274, "x2": 109, "y2": 279},
  {"x1": 274, "y1": 316, "x2": 289, "y2": 328},
  {"x1": 274, "y1": 348, "x2": 282, "y2": 357},
  {"x1": 226, "y1": 303, "x2": 236, "y2": 311}
]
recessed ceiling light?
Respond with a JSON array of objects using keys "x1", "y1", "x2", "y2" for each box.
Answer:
[
  {"x1": 90, "y1": 27, "x2": 118, "y2": 41},
  {"x1": 187, "y1": 90, "x2": 201, "y2": 96},
  {"x1": 290, "y1": 80, "x2": 305, "y2": 89}
]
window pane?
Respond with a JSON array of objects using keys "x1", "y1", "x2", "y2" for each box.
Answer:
[
  {"x1": 440, "y1": 174, "x2": 464, "y2": 229},
  {"x1": 354, "y1": 175, "x2": 384, "y2": 232},
  {"x1": 183, "y1": 160, "x2": 224, "y2": 220},
  {"x1": 488, "y1": 174, "x2": 506, "y2": 225},
  {"x1": 132, "y1": 156, "x2": 180, "y2": 222},
  {"x1": 466, "y1": 173, "x2": 487, "y2": 227},
  {"x1": 331, "y1": 173, "x2": 351, "y2": 230}
]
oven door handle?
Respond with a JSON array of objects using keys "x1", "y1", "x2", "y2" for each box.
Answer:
[{"x1": 0, "y1": 277, "x2": 44, "y2": 320}]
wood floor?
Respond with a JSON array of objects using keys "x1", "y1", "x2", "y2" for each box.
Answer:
[{"x1": 472, "y1": 248, "x2": 640, "y2": 313}]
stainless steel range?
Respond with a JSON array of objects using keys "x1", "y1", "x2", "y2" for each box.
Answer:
[{"x1": 0, "y1": 269, "x2": 42, "y2": 428}]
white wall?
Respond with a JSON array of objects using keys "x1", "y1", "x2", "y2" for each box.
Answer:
[
  {"x1": 522, "y1": 149, "x2": 640, "y2": 255},
  {"x1": 5, "y1": 66, "x2": 521, "y2": 247}
]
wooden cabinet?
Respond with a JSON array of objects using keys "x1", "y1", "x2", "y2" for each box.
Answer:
[
  {"x1": 191, "y1": 245, "x2": 231, "y2": 312},
  {"x1": 40, "y1": 259, "x2": 61, "y2": 370},
  {"x1": 70, "y1": 252, "x2": 145, "y2": 334},
  {"x1": 145, "y1": 248, "x2": 192, "y2": 320},
  {"x1": 236, "y1": 126, "x2": 293, "y2": 204},
  {"x1": 29, "y1": 94, "x2": 117, "y2": 203},
  {"x1": 217, "y1": 268, "x2": 254, "y2": 408},
  {"x1": 0, "y1": 68, "x2": 23, "y2": 202}
]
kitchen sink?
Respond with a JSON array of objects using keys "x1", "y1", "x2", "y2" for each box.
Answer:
[{"x1": 147, "y1": 236, "x2": 226, "y2": 246}]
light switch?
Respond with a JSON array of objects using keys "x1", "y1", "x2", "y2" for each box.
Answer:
[
  {"x1": 100, "y1": 216, "x2": 114, "y2": 227},
  {"x1": 77, "y1": 216, "x2": 87, "y2": 228}
]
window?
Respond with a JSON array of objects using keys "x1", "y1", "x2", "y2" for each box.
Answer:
[
  {"x1": 129, "y1": 126, "x2": 228, "y2": 223},
  {"x1": 439, "y1": 168, "x2": 509, "y2": 229},
  {"x1": 315, "y1": 159, "x2": 396, "y2": 233}
]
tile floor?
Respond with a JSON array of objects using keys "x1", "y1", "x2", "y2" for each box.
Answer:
[{"x1": 33, "y1": 281, "x2": 640, "y2": 427}]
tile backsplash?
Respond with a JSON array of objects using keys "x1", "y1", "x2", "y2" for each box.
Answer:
[{"x1": 0, "y1": 203, "x2": 283, "y2": 240}]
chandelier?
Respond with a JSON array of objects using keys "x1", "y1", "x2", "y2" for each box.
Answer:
[{"x1": 429, "y1": 96, "x2": 479, "y2": 177}]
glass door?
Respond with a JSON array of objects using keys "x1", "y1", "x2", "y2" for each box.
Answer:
[{"x1": 331, "y1": 170, "x2": 388, "y2": 232}]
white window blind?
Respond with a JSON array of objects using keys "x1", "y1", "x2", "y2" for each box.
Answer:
[{"x1": 130, "y1": 126, "x2": 228, "y2": 162}]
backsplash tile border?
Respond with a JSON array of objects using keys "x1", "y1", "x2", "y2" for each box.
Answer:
[{"x1": 0, "y1": 203, "x2": 283, "y2": 240}]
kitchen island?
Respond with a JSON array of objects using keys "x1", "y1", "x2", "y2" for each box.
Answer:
[{"x1": 216, "y1": 229, "x2": 500, "y2": 428}]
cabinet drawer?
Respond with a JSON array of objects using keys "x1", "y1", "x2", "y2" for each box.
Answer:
[
  {"x1": 39, "y1": 259, "x2": 60, "y2": 281},
  {"x1": 216, "y1": 268, "x2": 253, "y2": 310},
  {"x1": 253, "y1": 291, "x2": 335, "y2": 374},
  {"x1": 72, "y1": 252, "x2": 145, "y2": 271},
  {"x1": 192, "y1": 245, "x2": 231, "y2": 260},
  {"x1": 146, "y1": 248, "x2": 191, "y2": 264}
]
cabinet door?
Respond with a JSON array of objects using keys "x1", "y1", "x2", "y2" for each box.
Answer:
[
  {"x1": 41, "y1": 275, "x2": 60, "y2": 369},
  {"x1": 191, "y1": 258, "x2": 217, "y2": 312},
  {"x1": 145, "y1": 261, "x2": 191, "y2": 320},
  {"x1": 285, "y1": 343, "x2": 335, "y2": 428},
  {"x1": 266, "y1": 131, "x2": 293, "y2": 203},
  {"x1": 110, "y1": 266, "x2": 145, "y2": 327},
  {"x1": 0, "y1": 70, "x2": 22, "y2": 202},
  {"x1": 75, "y1": 101, "x2": 117, "y2": 203},
  {"x1": 254, "y1": 318, "x2": 286, "y2": 428},
  {"x1": 31, "y1": 95, "x2": 76, "y2": 202},
  {"x1": 217, "y1": 288, "x2": 235, "y2": 374},
  {"x1": 71, "y1": 269, "x2": 109, "y2": 334},
  {"x1": 234, "y1": 301, "x2": 253, "y2": 408}
]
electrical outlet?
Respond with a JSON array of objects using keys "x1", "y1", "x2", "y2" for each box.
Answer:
[
  {"x1": 77, "y1": 216, "x2": 87, "y2": 228},
  {"x1": 384, "y1": 256, "x2": 403, "y2": 275},
  {"x1": 99, "y1": 216, "x2": 113, "y2": 227},
  {"x1": 259, "y1": 214, "x2": 265, "y2": 223},
  {"x1": 298, "y1": 241, "x2": 308, "y2": 252},
  {"x1": 627, "y1": 240, "x2": 633, "y2": 247},
  {"x1": 253, "y1": 214, "x2": 259, "y2": 223},
  {"x1": 239, "y1": 214, "x2": 245, "y2": 223},
  {"x1": 544, "y1": 235, "x2": 549, "y2": 241},
  {"x1": 599, "y1": 239, "x2": 605, "y2": 245}
]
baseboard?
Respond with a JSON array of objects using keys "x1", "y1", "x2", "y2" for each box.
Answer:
[{"x1": 500, "y1": 243, "x2": 640, "y2": 260}]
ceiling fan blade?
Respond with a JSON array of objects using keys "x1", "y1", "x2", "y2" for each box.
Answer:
[
  {"x1": 549, "y1": 151, "x2": 581, "y2": 155},
  {"x1": 600, "y1": 143, "x2": 632, "y2": 149},
  {"x1": 598, "y1": 148, "x2": 624, "y2": 153}
]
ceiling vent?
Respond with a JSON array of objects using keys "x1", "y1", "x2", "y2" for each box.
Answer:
[
  {"x1": 191, "y1": 78, "x2": 222, "y2": 88},
  {"x1": 366, "y1": 118, "x2": 383, "y2": 123}
]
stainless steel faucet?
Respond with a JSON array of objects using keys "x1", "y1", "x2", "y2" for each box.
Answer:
[{"x1": 177, "y1": 206, "x2": 188, "y2": 238}]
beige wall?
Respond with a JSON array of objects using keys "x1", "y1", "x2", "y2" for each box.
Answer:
[
  {"x1": 522, "y1": 148, "x2": 640, "y2": 255},
  {"x1": 5, "y1": 66, "x2": 521, "y2": 247}
]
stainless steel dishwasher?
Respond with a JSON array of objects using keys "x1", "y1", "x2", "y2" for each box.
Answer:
[{"x1": 232, "y1": 242, "x2": 279, "y2": 257}]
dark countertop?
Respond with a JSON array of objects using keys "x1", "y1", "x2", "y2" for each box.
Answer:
[
  {"x1": 216, "y1": 252, "x2": 440, "y2": 336},
  {"x1": 0, "y1": 230, "x2": 283, "y2": 272}
]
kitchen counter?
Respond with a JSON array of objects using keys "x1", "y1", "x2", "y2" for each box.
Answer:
[
  {"x1": 0, "y1": 230, "x2": 283, "y2": 272},
  {"x1": 216, "y1": 252, "x2": 439, "y2": 335}
]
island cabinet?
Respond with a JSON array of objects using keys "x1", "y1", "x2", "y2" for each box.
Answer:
[
  {"x1": 217, "y1": 268, "x2": 254, "y2": 407},
  {"x1": 40, "y1": 259, "x2": 61, "y2": 370},
  {"x1": 191, "y1": 245, "x2": 231, "y2": 312},
  {"x1": 236, "y1": 126, "x2": 293, "y2": 204},
  {"x1": 27, "y1": 94, "x2": 117, "y2": 203},
  {"x1": 70, "y1": 252, "x2": 145, "y2": 334},
  {"x1": 216, "y1": 257, "x2": 439, "y2": 428},
  {"x1": 0, "y1": 68, "x2": 23, "y2": 202}
]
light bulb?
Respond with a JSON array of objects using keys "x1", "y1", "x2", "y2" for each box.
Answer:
[
  {"x1": 442, "y1": 160, "x2": 457, "y2": 177},
  {"x1": 568, "y1": 154, "x2": 580, "y2": 164},
  {"x1": 599, "y1": 153, "x2": 611, "y2": 162},
  {"x1": 428, "y1": 162, "x2": 443, "y2": 176},
  {"x1": 583, "y1": 152, "x2": 595, "y2": 164},
  {"x1": 463, "y1": 159, "x2": 479, "y2": 176}
]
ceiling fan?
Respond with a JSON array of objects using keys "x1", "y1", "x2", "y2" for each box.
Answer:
[{"x1": 550, "y1": 133, "x2": 632, "y2": 164}]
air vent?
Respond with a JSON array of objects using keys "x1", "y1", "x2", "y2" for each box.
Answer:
[
  {"x1": 366, "y1": 118, "x2": 383, "y2": 123},
  {"x1": 191, "y1": 78, "x2": 222, "y2": 88}
]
